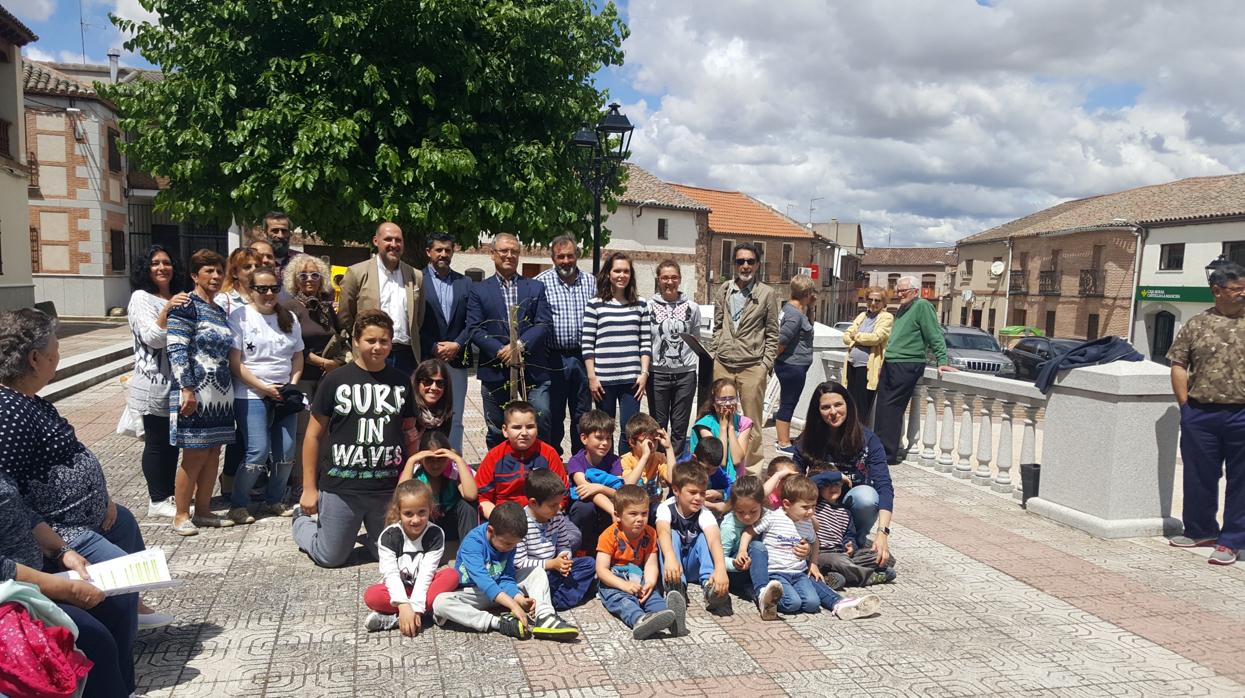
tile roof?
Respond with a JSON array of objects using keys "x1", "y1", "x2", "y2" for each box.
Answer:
[
  {"x1": 24, "y1": 60, "x2": 98, "y2": 99},
  {"x1": 620, "y1": 163, "x2": 709, "y2": 212},
  {"x1": 960, "y1": 173, "x2": 1245, "y2": 244},
  {"x1": 0, "y1": 5, "x2": 37, "y2": 45},
  {"x1": 861, "y1": 247, "x2": 957, "y2": 267},
  {"x1": 669, "y1": 184, "x2": 813, "y2": 239}
]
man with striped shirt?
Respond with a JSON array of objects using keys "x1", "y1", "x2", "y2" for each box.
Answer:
[{"x1": 537, "y1": 235, "x2": 598, "y2": 456}]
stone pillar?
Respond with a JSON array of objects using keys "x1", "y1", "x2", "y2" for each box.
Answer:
[
  {"x1": 972, "y1": 396, "x2": 995, "y2": 486},
  {"x1": 955, "y1": 393, "x2": 974, "y2": 479},
  {"x1": 937, "y1": 389, "x2": 956, "y2": 473},
  {"x1": 993, "y1": 401, "x2": 1015, "y2": 493},
  {"x1": 920, "y1": 385, "x2": 938, "y2": 468}
]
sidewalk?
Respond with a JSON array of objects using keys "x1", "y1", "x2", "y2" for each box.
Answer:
[{"x1": 60, "y1": 377, "x2": 1245, "y2": 697}]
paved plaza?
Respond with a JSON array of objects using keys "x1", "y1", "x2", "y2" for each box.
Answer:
[{"x1": 60, "y1": 361, "x2": 1245, "y2": 697}]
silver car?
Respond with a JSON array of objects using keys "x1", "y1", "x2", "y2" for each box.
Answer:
[{"x1": 937, "y1": 325, "x2": 1018, "y2": 378}]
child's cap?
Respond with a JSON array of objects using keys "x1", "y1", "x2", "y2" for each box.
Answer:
[{"x1": 810, "y1": 470, "x2": 844, "y2": 489}]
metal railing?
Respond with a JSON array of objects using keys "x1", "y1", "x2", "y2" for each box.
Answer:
[
  {"x1": 1038, "y1": 270, "x2": 1061, "y2": 296},
  {"x1": 1009, "y1": 270, "x2": 1028, "y2": 295},
  {"x1": 1079, "y1": 268, "x2": 1105, "y2": 297}
]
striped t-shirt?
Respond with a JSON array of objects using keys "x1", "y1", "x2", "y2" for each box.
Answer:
[
  {"x1": 515, "y1": 506, "x2": 558, "y2": 569},
  {"x1": 814, "y1": 501, "x2": 851, "y2": 552},
  {"x1": 582, "y1": 299, "x2": 652, "y2": 385}
]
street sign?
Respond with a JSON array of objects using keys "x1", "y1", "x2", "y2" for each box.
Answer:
[{"x1": 1136, "y1": 286, "x2": 1213, "y2": 303}]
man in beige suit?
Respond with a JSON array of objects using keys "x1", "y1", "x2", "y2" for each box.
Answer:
[{"x1": 337, "y1": 222, "x2": 425, "y2": 376}]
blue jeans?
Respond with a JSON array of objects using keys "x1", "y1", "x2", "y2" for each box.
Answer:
[
  {"x1": 597, "y1": 382, "x2": 640, "y2": 456},
  {"x1": 548, "y1": 353, "x2": 591, "y2": 456},
  {"x1": 659, "y1": 533, "x2": 714, "y2": 587},
  {"x1": 600, "y1": 581, "x2": 669, "y2": 627},
  {"x1": 233, "y1": 398, "x2": 297, "y2": 507},
  {"x1": 843, "y1": 485, "x2": 880, "y2": 548},
  {"x1": 774, "y1": 361, "x2": 811, "y2": 423},
  {"x1": 70, "y1": 504, "x2": 145, "y2": 564},
  {"x1": 771, "y1": 570, "x2": 841, "y2": 615},
  {"x1": 727, "y1": 540, "x2": 770, "y2": 601},
  {"x1": 481, "y1": 379, "x2": 551, "y2": 450},
  {"x1": 62, "y1": 598, "x2": 137, "y2": 697}
]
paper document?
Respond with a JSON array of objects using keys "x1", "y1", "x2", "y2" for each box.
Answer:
[
  {"x1": 59, "y1": 548, "x2": 180, "y2": 596},
  {"x1": 677, "y1": 333, "x2": 712, "y2": 360}
]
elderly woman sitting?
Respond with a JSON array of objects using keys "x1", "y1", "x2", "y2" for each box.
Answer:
[{"x1": 0, "y1": 307, "x2": 173, "y2": 631}]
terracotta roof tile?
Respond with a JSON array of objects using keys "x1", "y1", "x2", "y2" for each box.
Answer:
[
  {"x1": 0, "y1": 6, "x2": 37, "y2": 44},
  {"x1": 620, "y1": 163, "x2": 709, "y2": 212},
  {"x1": 961, "y1": 173, "x2": 1245, "y2": 244},
  {"x1": 669, "y1": 184, "x2": 813, "y2": 239},
  {"x1": 862, "y1": 247, "x2": 957, "y2": 267},
  {"x1": 24, "y1": 60, "x2": 97, "y2": 99}
]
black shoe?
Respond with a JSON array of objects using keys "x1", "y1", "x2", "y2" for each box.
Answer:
[
  {"x1": 825, "y1": 572, "x2": 847, "y2": 590},
  {"x1": 632, "y1": 610, "x2": 677, "y2": 640},
  {"x1": 704, "y1": 585, "x2": 733, "y2": 616},
  {"x1": 496, "y1": 613, "x2": 531, "y2": 640},
  {"x1": 665, "y1": 590, "x2": 687, "y2": 637}
]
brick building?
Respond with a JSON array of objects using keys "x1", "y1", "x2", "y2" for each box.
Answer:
[
  {"x1": 0, "y1": 7, "x2": 36, "y2": 310},
  {"x1": 810, "y1": 220, "x2": 865, "y2": 325},
  {"x1": 858, "y1": 247, "x2": 957, "y2": 322}
]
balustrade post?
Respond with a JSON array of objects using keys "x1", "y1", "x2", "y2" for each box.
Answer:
[
  {"x1": 955, "y1": 393, "x2": 975, "y2": 479},
  {"x1": 993, "y1": 401, "x2": 1015, "y2": 493},
  {"x1": 920, "y1": 385, "x2": 938, "y2": 468},
  {"x1": 972, "y1": 396, "x2": 995, "y2": 485},
  {"x1": 1016, "y1": 404, "x2": 1039, "y2": 500},
  {"x1": 903, "y1": 387, "x2": 922, "y2": 464},
  {"x1": 937, "y1": 389, "x2": 956, "y2": 473}
]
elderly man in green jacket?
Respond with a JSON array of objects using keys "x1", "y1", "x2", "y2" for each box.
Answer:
[
  {"x1": 875, "y1": 275, "x2": 956, "y2": 464},
  {"x1": 711, "y1": 242, "x2": 780, "y2": 473}
]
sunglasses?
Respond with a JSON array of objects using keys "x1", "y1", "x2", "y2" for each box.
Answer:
[
  {"x1": 419, "y1": 378, "x2": 446, "y2": 388},
  {"x1": 734, "y1": 258, "x2": 757, "y2": 267},
  {"x1": 252, "y1": 284, "x2": 280, "y2": 294},
  {"x1": 298, "y1": 272, "x2": 322, "y2": 281}
]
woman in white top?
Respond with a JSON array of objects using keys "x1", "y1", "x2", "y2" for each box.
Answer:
[
  {"x1": 226, "y1": 266, "x2": 304, "y2": 524},
  {"x1": 127, "y1": 245, "x2": 191, "y2": 518},
  {"x1": 215, "y1": 247, "x2": 260, "y2": 496}
]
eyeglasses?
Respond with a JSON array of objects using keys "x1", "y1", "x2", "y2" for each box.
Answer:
[
  {"x1": 867, "y1": 297, "x2": 885, "y2": 304},
  {"x1": 495, "y1": 248, "x2": 520, "y2": 258},
  {"x1": 252, "y1": 284, "x2": 280, "y2": 295},
  {"x1": 298, "y1": 272, "x2": 321, "y2": 281},
  {"x1": 896, "y1": 287, "x2": 914, "y2": 295},
  {"x1": 734, "y1": 258, "x2": 757, "y2": 267},
  {"x1": 419, "y1": 378, "x2": 446, "y2": 388}
]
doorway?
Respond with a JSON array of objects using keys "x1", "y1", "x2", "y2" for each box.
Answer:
[{"x1": 1152, "y1": 311, "x2": 1175, "y2": 360}]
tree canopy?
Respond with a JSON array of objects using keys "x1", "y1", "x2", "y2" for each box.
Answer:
[{"x1": 105, "y1": 0, "x2": 628, "y2": 246}]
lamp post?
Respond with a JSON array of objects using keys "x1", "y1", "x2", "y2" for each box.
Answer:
[{"x1": 572, "y1": 102, "x2": 634, "y2": 273}]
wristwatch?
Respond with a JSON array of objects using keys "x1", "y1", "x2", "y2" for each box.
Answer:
[{"x1": 878, "y1": 527, "x2": 891, "y2": 536}]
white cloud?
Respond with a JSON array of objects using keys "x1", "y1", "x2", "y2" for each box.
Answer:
[
  {"x1": 24, "y1": 46, "x2": 56, "y2": 62},
  {"x1": 619, "y1": 0, "x2": 1245, "y2": 245},
  {"x1": 9, "y1": 0, "x2": 55, "y2": 23},
  {"x1": 110, "y1": 0, "x2": 157, "y2": 25}
]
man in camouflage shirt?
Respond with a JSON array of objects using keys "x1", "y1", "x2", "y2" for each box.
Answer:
[{"x1": 1167, "y1": 260, "x2": 1245, "y2": 565}]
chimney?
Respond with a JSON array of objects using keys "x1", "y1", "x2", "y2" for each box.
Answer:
[{"x1": 107, "y1": 48, "x2": 121, "y2": 84}]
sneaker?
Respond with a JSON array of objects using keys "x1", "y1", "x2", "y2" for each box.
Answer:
[
  {"x1": 758, "y1": 580, "x2": 782, "y2": 621},
  {"x1": 704, "y1": 585, "x2": 733, "y2": 616},
  {"x1": 495, "y1": 612, "x2": 531, "y2": 640},
  {"x1": 147, "y1": 497, "x2": 176, "y2": 519},
  {"x1": 137, "y1": 611, "x2": 176, "y2": 631},
  {"x1": 665, "y1": 590, "x2": 687, "y2": 637},
  {"x1": 531, "y1": 613, "x2": 580, "y2": 641},
  {"x1": 225, "y1": 507, "x2": 255, "y2": 525},
  {"x1": 866, "y1": 569, "x2": 897, "y2": 586},
  {"x1": 632, "y1": 610, "x2": 677, "y2": 640},
  {"x1": 775, "y1": 442, "x2": 796, "y2": 455},
  {"x1": 825, "y1": 572, "x2": 848, "y2": 590},
  {"x1": 264, "y1": 502, "x2": 295, "y2": 518},
  {"x1": 171, "y1": 518, "x2": 199, "y2": 536},
  {"x1": 1169, "y1": 535, "x2": 1217, "y2": 548},
  {"x1": 364, "y1": 612, "x2": 399, "y2": 632},
  {"x1": 191, "y1": 514, "x2": 236, "y2": 528},
  {"x1": 1208, "y1": 545, "x2": 1238, "y2": 566},
  {"x1": 833, "y1": 594, "x2": 881, "y2": 620}
]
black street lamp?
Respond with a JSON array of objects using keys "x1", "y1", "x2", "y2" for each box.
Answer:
[{"x1": 572, "y1": 102, "x2": 634, "y2": 273}]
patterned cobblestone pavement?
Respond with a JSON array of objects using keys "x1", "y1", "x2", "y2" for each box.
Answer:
[{"x1": 58, "y1": 374, "x2": 1245, "y2": 697}]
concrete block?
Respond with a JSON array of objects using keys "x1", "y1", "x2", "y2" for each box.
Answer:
[
  {"x1": 41, "y1": 245, "x2": 69, "y2": 271},
  {"x1": 39, "y1": 166, "x2": 67, "y2": 197},
  {"x1": 40, "y1": 212, "x2": 70, "y2": 241},
  {"x1": 81, "y1": 263, "x2": 103, "y2": 275},
  {"x1": 37, "y1": 134, "x2": 65, "y2": 162},
  {"x1": 1026, "y1": 497, "x2": 1181, "y2": 538},
  {"x1": 109, "y1": 179, "x2": 121, "y2": 203},
  {"x1": 35, "y1": 113, "x2": 64, "y2": 131}
]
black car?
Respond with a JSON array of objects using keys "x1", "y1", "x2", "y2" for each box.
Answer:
[{"x1": 1005, "y1": 336, "x2": 1083, "y2": 380}]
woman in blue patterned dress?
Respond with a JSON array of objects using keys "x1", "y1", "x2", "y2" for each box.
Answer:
[{"x1": 167, "y1": 249, "x2": 237, "y2": 536}]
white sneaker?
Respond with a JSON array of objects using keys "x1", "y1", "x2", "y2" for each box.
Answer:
[
  {"x1": 364, "y1": 611, "x2": 398, "y2": 632},
  {"x1": 833, "y1": 594, "x2": 881, "y2": 621},
  {"x1": 758, "y1": 580, "x2": 783, "y2": 621},
  {"x1": 147, "y1": 497, "x2": 176, "y2": 518},
  {"x1": 138, "y1": 611, "x2": 176, "y2": 631}
]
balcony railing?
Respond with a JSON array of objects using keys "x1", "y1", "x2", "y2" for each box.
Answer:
[
  {"x1": 1038, "y1": 270, "x2": 1062, "y2": 296},
  {"x1": 1079, "y1": 268, "x2": 1105, "y2": 297},
  {"x1": 822, "y1": 272, "x2": 833, "y2": 288},
  {"x1": 1009, "y1": 270, "x2": 1028, "y2": 295}
]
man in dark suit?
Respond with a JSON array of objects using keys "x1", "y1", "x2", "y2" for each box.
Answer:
[
  {"x1": 466, "y1": 233, "x2": 554, "y2": 449},
  {"x1": 420, "y1": 231, "x2": 474, "y2": 452}
]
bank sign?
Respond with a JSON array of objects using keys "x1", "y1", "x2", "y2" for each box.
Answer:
[{"x1": 1136, "y1": 286, "x2": 1214, "y2": 303}]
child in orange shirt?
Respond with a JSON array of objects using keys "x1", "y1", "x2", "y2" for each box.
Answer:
[{"x1": 595, "y1": 484, "x2": 682, "y2": 639}]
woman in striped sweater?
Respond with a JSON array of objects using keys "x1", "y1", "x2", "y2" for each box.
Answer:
[{"x1": 583, "y1": 252, "x2": 652, "y2": 455}]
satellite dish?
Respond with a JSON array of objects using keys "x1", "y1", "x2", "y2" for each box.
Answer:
[
  {"x1": 961, "y1": 289, "x2": 974, "y2": 304},
  {"x1": 990, "y1": 260, "x2": 1006, "y2": 277}
]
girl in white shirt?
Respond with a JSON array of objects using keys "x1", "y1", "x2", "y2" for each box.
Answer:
[{"x1": 226, "y1": 267, "x2": 304, "y2": 523}]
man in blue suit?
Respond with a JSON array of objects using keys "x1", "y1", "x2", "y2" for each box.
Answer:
[
  {"x1": 420, "y1": 231, "x2": 474, "y2": 452},
  {"x1": 466, "y1": 233, "x2": 554, "y2": 449}
]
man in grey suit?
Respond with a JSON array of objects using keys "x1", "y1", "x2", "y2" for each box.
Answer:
[{"x1": 337, "y1": 222, "x2": 425, "y2": 376}]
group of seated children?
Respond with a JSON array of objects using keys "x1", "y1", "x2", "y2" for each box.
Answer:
[{"x1": 358, "y1": 399, "x2": 892, "y2": 642}]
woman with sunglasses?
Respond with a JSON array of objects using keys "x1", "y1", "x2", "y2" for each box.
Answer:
[
  {"x1": 406, "y1": 359, "x2": 455, "y2": 452},
  {"x1": 225, "y1": 266, "x2": 304, "y2": 524},
  {"x1": 841, "y1": 286, "x2": 894, "y2": 427},
  {"x1": 286, "y1": 256, "x2": 344, "y2": 487}
]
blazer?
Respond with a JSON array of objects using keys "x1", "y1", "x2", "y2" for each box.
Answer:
[
  {"x1": 420, "y1": 267, "x2": 474, "y2": 369},
  {"x1": 466, "y1": 274, "x2": 553, "y2": 384},
  {"x1": 710, "y1": 279, "x2": 780, "y2": 372},
  {"x1": 337, "y1": 256, "x2": 425, "y2": 355},
  {"x1": 841, "y1": 310, "x2": 894, "y2": 391}
]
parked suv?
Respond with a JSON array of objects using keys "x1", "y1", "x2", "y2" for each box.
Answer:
[
  {"x1": 1005, "y1": 336, "x2": 1082, "y2": 380},
  {"x1": 936, "y1": 325, "x2": 1018, "y2": 378}
]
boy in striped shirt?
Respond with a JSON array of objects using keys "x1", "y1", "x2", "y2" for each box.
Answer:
[
  {"x1": 810, "y1": 469, "x2": 896, "y2": 587},
  {"x1": 514, "y1": 470, "x2": 598, "y2": 610}
]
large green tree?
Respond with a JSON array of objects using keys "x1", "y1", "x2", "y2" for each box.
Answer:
[{"x1": 105, "y1": 0, "x2": 628, "y2": 246}]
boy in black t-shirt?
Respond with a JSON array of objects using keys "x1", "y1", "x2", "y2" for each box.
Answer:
[{"x1": 293, "y1": 310, "x2": 418, "y2": 568}]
